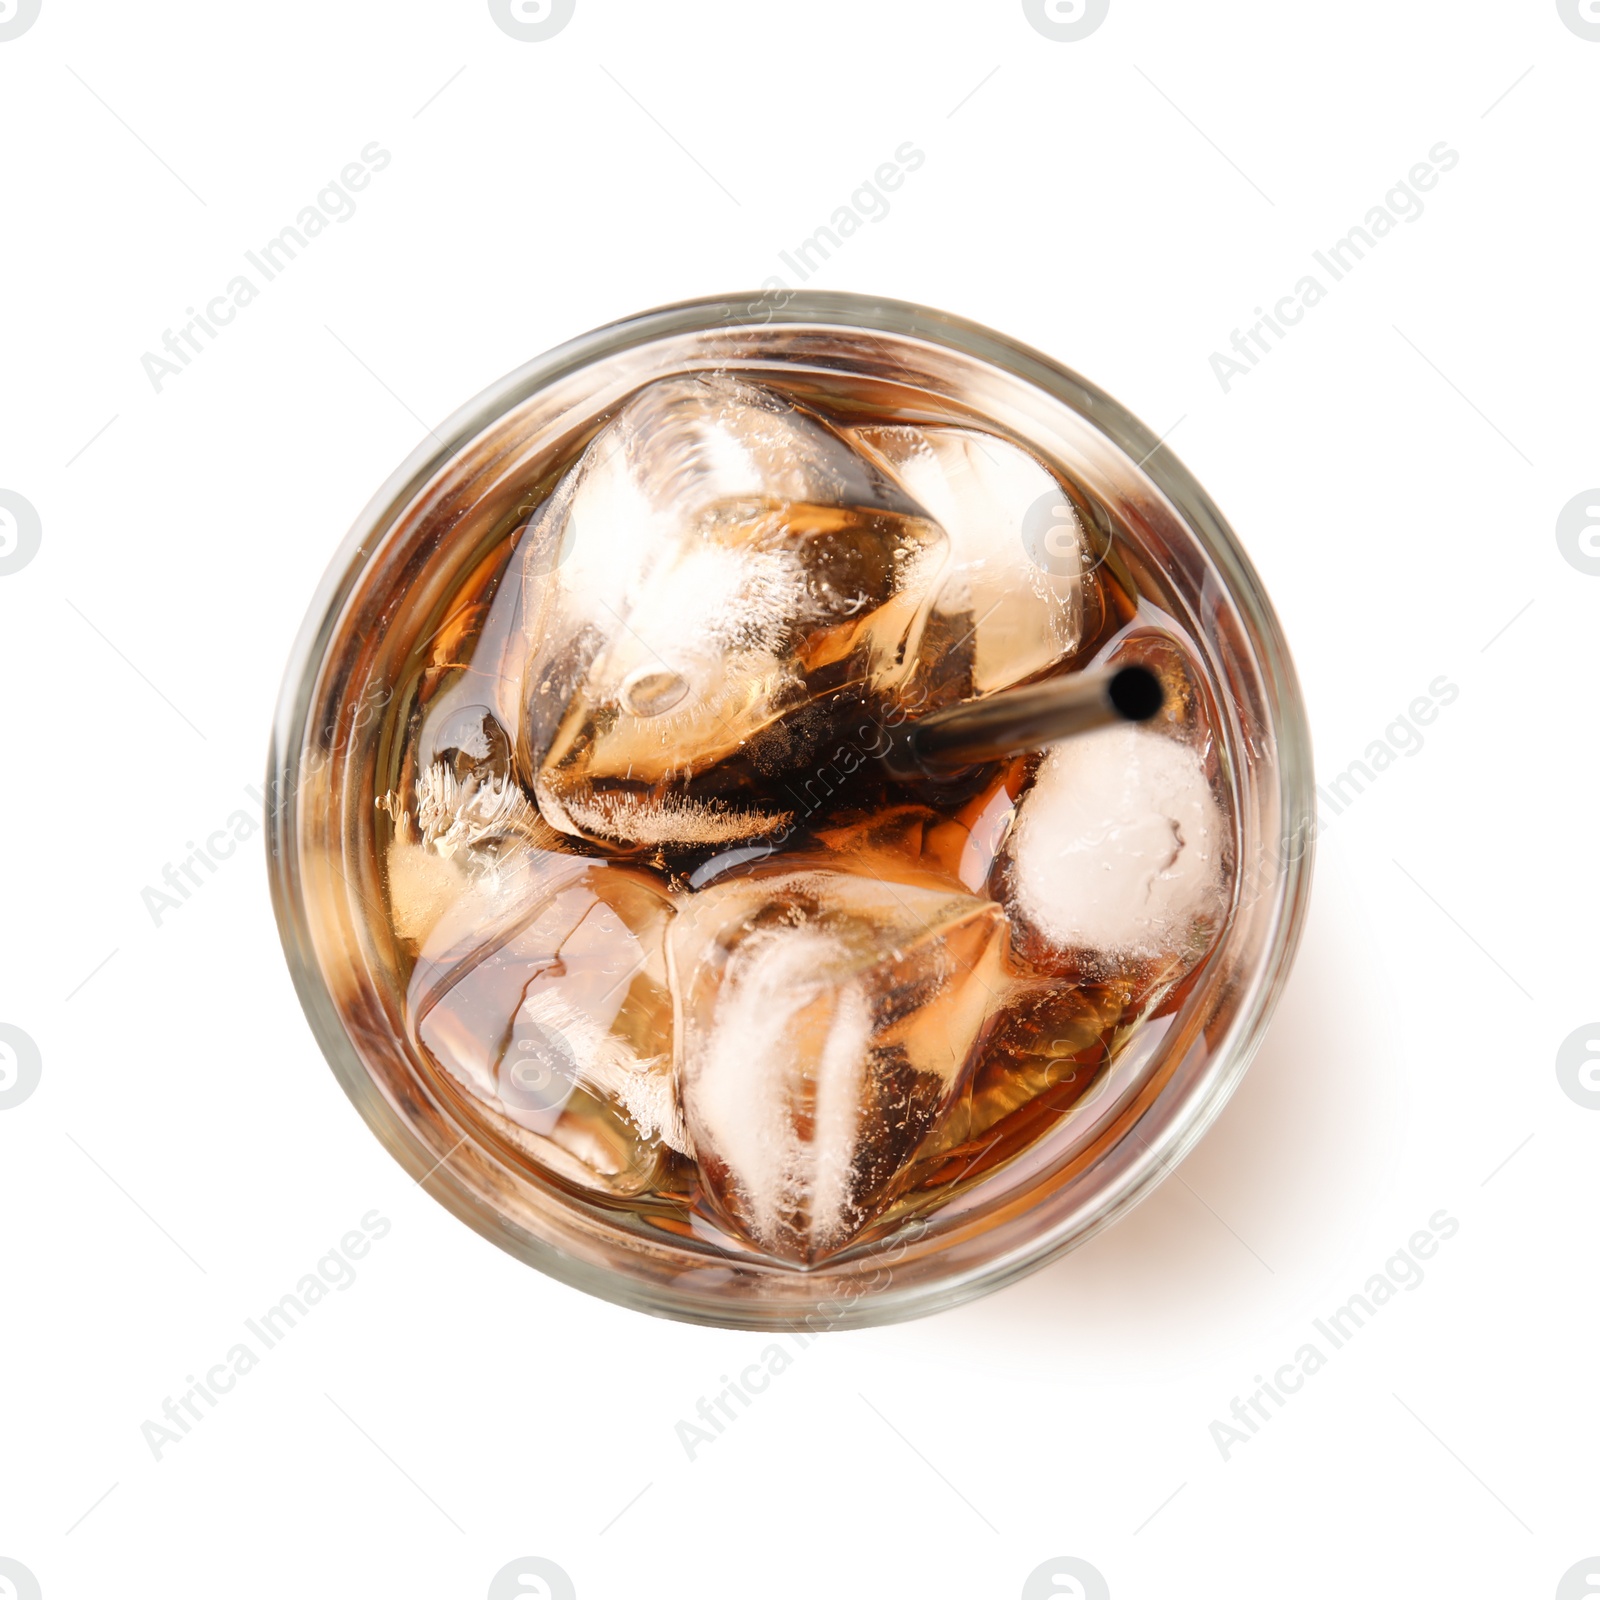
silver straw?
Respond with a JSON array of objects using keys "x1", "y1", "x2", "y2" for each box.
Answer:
[{"x1": 886, "y1": 664, "x2": 1164, "y2": 778}]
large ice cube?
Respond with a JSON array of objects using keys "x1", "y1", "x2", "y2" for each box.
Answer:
[
  {"x1": 1005, "y1": 723, "x2": 1228, "y2": 978},
  {"x1": 405, "y1": 858, "x2": 687, "y2": 1195},
  {"x1": 852, "y1": 423, "x2": 1085, "y2": 699},
  {"x1": 515, "y1": 374, "x2": 949, "y2": 848},
  {"x1": 669, "y1": 862, "x2": 1006, "y2": 1262}
]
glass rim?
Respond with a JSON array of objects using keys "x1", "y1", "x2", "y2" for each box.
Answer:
[{"x1": 267, "y1": 289, "x2": 1316, "y2": 1329}]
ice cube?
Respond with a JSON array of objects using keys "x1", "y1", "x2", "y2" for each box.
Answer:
[
  {"x1": 413, "y1": 763, "x2": 539, "y2": 863},
  {"x1": 406, "y1": 859, "x2": 688, "y2": 1194},
  {"x1": 514, "y1": 374, "x2": 949, "y2": 848},
  {"x1": 1004, "y1": 723, "x2": 1227, "y2": 977},
  {"x1": 670, "y1": 862, "x2": 1006, "y2": 1262},
  {"x1": 377, "y1": 717, "x2": 570, "y2": 949},
  {"x1": 922, "y1": 980, "x2": 1127, "y2": 1169},
  {"x1": 853, "y1": 423, "x2": 1085, "y2": 699}
]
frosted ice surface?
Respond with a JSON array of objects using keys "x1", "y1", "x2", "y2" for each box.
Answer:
[
  {"x1": 514, "y1": 373, "x2": 949, "y2": 847},
  {"x1": 1006, "y1": 723, "x2": 1227, "y2": 968},
  {"x1": 413, "y1": 762, "x2": 541, "y2": 862},
  {"x1": 670, "y1": 864, "x2": 1005, "y2": 1262},
  {"x1": 853, "y1": 423, "x2": 1084, "y2": 696}
]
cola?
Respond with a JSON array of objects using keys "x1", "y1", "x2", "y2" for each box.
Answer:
[{"x1": 372, "y1": 368, "x2": 1233, "y2": 1266}]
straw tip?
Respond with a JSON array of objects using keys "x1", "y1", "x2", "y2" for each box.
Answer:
[{"x1": 1109, "y1": 665, "x2": 1165, "y2": 722}]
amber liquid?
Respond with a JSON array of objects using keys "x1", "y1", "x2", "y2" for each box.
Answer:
[{"x1": 369, "y1": 368, "x2": 1232, "y2": 1267}]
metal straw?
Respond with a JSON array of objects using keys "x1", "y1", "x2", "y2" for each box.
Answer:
[{"x1": 885, "y1": 664, "x2": 1165, "y2": 778}]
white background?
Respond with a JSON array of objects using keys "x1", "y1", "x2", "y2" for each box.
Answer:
[{"x1": 2, "y1": 2, "x2": 1596, "y2": 1597}]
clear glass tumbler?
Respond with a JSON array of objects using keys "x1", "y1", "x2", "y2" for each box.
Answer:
[{"x1": 267, "y1": 292, "x2": 1314, "y2": 1329}]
